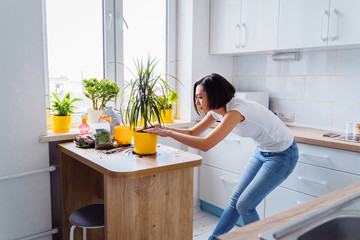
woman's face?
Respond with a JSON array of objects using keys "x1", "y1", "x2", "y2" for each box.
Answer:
[{"x1": 195, "y1": 85, "x2": 210, "y2": 113}]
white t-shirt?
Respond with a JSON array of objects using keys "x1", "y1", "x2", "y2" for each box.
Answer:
[{"x1": 211, "y1": 98, "x2": 294, "y2": 152}]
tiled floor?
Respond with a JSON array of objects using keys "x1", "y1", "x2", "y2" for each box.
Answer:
[{"x1": 193, "y1": 207, "x2": 239, "y2": 240}]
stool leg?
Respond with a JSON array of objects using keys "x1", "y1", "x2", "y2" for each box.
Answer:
[
  {"x1": 83, "y1": 228, "x2": 87, "y2": 240},
  {"x1": 70, "y1": 225, "x2": 76, "y2": 240}
]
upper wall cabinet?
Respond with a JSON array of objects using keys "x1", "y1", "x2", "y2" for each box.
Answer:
[
  {"x1": 278, "y1": 0, "x2": 360, "y2": 50},
  {"x1": 240, "y1": 0, "x2": 279, "y2": 52},
  {"x1": 209, "y1": 0, "x2": 242, "y2": 54},
  {"x1": 277, "y1": 0, "x2": 330, "y2": 49},
  {"x1": 210, "y1": 0, "x2": 360, "y2": 54},
  {"x1": 209, "y1": 0, "x2": 279, "y2": 54},
  {"x1": 328, "y1": 0, "x2": 360, "y2": 46}
]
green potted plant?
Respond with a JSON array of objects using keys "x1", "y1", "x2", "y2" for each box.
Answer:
[
  {"x1": 121, "y1": 56, "x2": 175, "y2": 154},
  {"x1": 82, "y1": 78, "x2": 120, "y2": 123},
  {"x1": 159, "y1": 89, "x2": 178, "y2": 123},
  {"x1": 47, "y1": 92, "x2": 82, "y2": 132}
]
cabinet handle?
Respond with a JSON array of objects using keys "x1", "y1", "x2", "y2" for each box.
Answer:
[
  {"x1": 298, "y1": 176, "x2": 327, "y2": 185},
  {"x1": 329, "y1": 9, "x2": 339, "y2": 41},
  {"x1": 320, "y1": 10, "x2": 330, "y2": 42},
  {"x1": 223, "y1": 139, "x2": 241, "y2": 143},
  {"x1": 241, "y1": 23, "x2": 247, "y2": 48},
  {"x1": 235, "y1": 24, "x2": 241, "y2": 48},
  {"x1": 122, "y1": 16, "x2": 129, "y2": 29},
  {"x1": 108, "y1": 12, "x2": 113, "y2": 30},
  {"x1": 220, "y1": 176, "x2": 238, "y2": 185},
  {"x1": 299, "y1": 152, "x2": 329, "y2": 160}
]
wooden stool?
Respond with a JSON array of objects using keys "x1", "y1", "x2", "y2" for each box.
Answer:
[{"x1": 69, "y1": 204, "x2": 104, "y2": 240}]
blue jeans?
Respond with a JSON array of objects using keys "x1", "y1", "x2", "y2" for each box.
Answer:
[{"x1": 208, "y1": 139, "x2": 299, "y2": 240}]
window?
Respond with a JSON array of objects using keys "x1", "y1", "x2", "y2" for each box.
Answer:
[
  {"x1": 123, "y1": 0, "x2": 166, "y2": 81},
  {"x1": 45, "y1": 0, "x2": 104, "y2": 113},
  {"x1": 45, "y1": 0, "x2": 175, "y2": 128}
]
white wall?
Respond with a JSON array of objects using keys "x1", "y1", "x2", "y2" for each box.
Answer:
[
  {"x1": 233, "y1": 49, "x2": 360, "y2": 131},
  {"x1": 177, "y1": 0, "x2": 233, "y2": 121},
  {"x1": 177, "y1": 0, "x2": 234, "y2": 207},
  {"x1": 0, "y1": 0, "x2": 52, "y2": 239}
]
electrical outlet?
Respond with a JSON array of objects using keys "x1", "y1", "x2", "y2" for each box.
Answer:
[
  {"x1": 285, "y1": 112, "x2": 294, "y2": 122},
  {"x1": 278, "y1": 112, "x2": 294, "y2": 122}
]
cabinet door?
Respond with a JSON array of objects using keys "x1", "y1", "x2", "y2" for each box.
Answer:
[
  {"x1": 265, "y1": 186, "x2": 315, "y2": 218},
  {"x1": 200, "y1": 164, "x2": 265, "y2": 219},
  {"x1": 209, "y1": 0, "x2": 241, "y2": 54},
  {"x1": 278, "y1": 0, "x2": 330, "y2": 49},
  {"x1": 200, "y1": 130, "x2": 256, "y2": 174},
  {"x1": 280, "y1": 162, "x2": 360, "y2": 197},
  {"x1": 297, "y1": 143, "x2": 360, "y2": 175},
  {"x1": 328, "y1": 0, "x2": 360, "y2": 46},
  {"x1": 240, "y1": 0, "x2": 279, "y2": 52}
]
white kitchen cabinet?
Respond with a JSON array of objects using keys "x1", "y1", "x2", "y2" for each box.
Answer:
[
  {"x1": 211, "y1": 0, "x2": 360, "y2": 54},
  {"x1": 200, "y1": 164, "x2": 265, "y2": 220},
  {"x1": 239, "y1": 0, "x2": 279, "y2": 52},
  {"x1": 327, "y1": 0, "x2": 360, "y2": 46},
  {"x1": 279, "y1": 161, "x2": 360, "y2": 198},
  {"x1": 265, "y1": 143, "x2": 360, "y2": 217},
  {"x1": 297, "y1": 142, "x2": 360, "y2": 175},
  {"x1": 209, "y1": 0, "x2": 279, "y2": 54},
  {"x1": 210, "y1": 0, "x2": 241, "y2": 54},
  {"x1": 198, "y1": 129, "x2": 265, "y2": 222},
  {"x1": 278, "y1": 0, "x2": 360, "y2": 50},
  {"x1": 265, "y1": 186, "x2": 315, "y2": 218},
  {"x1": 277, "y1": 0, "x2": 330, "y2": 49},
  {"x1": 201, "y1": 132, "x2": 255, "y2": 174}
]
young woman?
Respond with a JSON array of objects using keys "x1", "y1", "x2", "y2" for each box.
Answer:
[{"x1": 144, "y1": 73, "x2": 299, "y2": 239}]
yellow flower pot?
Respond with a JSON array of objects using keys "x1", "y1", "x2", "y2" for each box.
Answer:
[
  {"x1": 133, "y1": 131, "x2": 158, "y2": 155},
  {"x1": 114, "y1": 125, "x2": 133, "y2": 145},
  {"x1": 163, "y1": 109, "x2": 174, "y2": 123},
  {"x1": 53, "y1": 115, "x2": 71, "y2": 132}
]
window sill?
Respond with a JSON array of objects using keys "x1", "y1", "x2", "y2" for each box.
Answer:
[{"x1": 40, "y1": 119, "x2": 197, "y2": 143}]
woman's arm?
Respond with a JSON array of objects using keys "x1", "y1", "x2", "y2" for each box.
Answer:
[
  {"x1": 163, "y1": 112, "x2": 217, "y2": 136},
  {"x1": 145, "y1": 110, "x2": 244, "y2": 151}
]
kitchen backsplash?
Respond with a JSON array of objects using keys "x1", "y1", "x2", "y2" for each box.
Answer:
[{"x1": 232, "y1": 48, "x2": 360, "y2": 132}]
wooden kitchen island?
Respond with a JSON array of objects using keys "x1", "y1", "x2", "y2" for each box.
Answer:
[{"x1": 57, "y1": 142, "x2": 202, "y2": 240}]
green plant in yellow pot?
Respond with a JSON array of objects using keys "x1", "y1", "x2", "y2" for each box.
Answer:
[
  {"x1": 160, "y1": 90, "x2": 178, "y2": 123},
  {"x1": 121, "y1": 56, "x2": 176, "y2": 154},
  {"x1": 47, "y1": 92, "x2": 82, "y2": 132}
]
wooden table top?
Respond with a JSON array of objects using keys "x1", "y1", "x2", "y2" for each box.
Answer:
[
  {"x1": 288, "y1": 125, "x2": 360, "y2": 153},
  {"x1": 218, "y1": 182, "x2": 360, "y2": 240},
  {"x1": 57, "y1": 142, "x2": 202, "y2": 179}
]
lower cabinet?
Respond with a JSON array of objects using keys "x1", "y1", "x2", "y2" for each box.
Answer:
[
  {"x1": 199, "y1": 140, "x2": 360, "y2": 221},
  {"x1": 265, "y1": 142, "x2": 360, "y2": 217},
  {"x1": 279, "y1": 162, "x2": 360, "y2": 198},
  {"x1": 200, "y1": 164, "x2": 265, "y2": 225},
  {"x1": 264, "y1": 186, "x2": 315, "y2": 218}
]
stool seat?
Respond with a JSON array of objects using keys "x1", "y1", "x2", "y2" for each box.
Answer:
[{"x1": 69, "y1": 204, "x2": 104, "y2": 228}]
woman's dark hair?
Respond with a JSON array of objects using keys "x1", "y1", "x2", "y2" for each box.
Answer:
[{"x1": 193, "y1": 73, "x2": 235, "y2": 115}]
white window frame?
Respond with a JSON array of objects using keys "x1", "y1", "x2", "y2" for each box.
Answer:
[
  {"x1": 45, "y1": 0, "x2": 177, "y2": 129},
  {"x1": 107, "y1": 0, "x2": 177, "y2": 99}
]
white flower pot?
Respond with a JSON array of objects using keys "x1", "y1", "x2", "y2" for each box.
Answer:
[{"x1": 87, "y1": 109, "x2": 107, "y2": 123}]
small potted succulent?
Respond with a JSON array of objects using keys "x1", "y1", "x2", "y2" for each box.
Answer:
[
  {"x1": 121, "y1": 56, "x2": 176, "y2": 154},
  {"x1": 159, "y1": 90, "x2": 178, "y2": 123},
  {"x1": 47, "y1": 92, "x2": 82, "y2": 132},
  {"x1": 82, "y1": 78, "x2": 120, "y2": 123}
]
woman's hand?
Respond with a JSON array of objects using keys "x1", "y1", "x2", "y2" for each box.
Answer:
[{"x1": 143, "y1": 127, "x2": 170, "y2": 137}]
